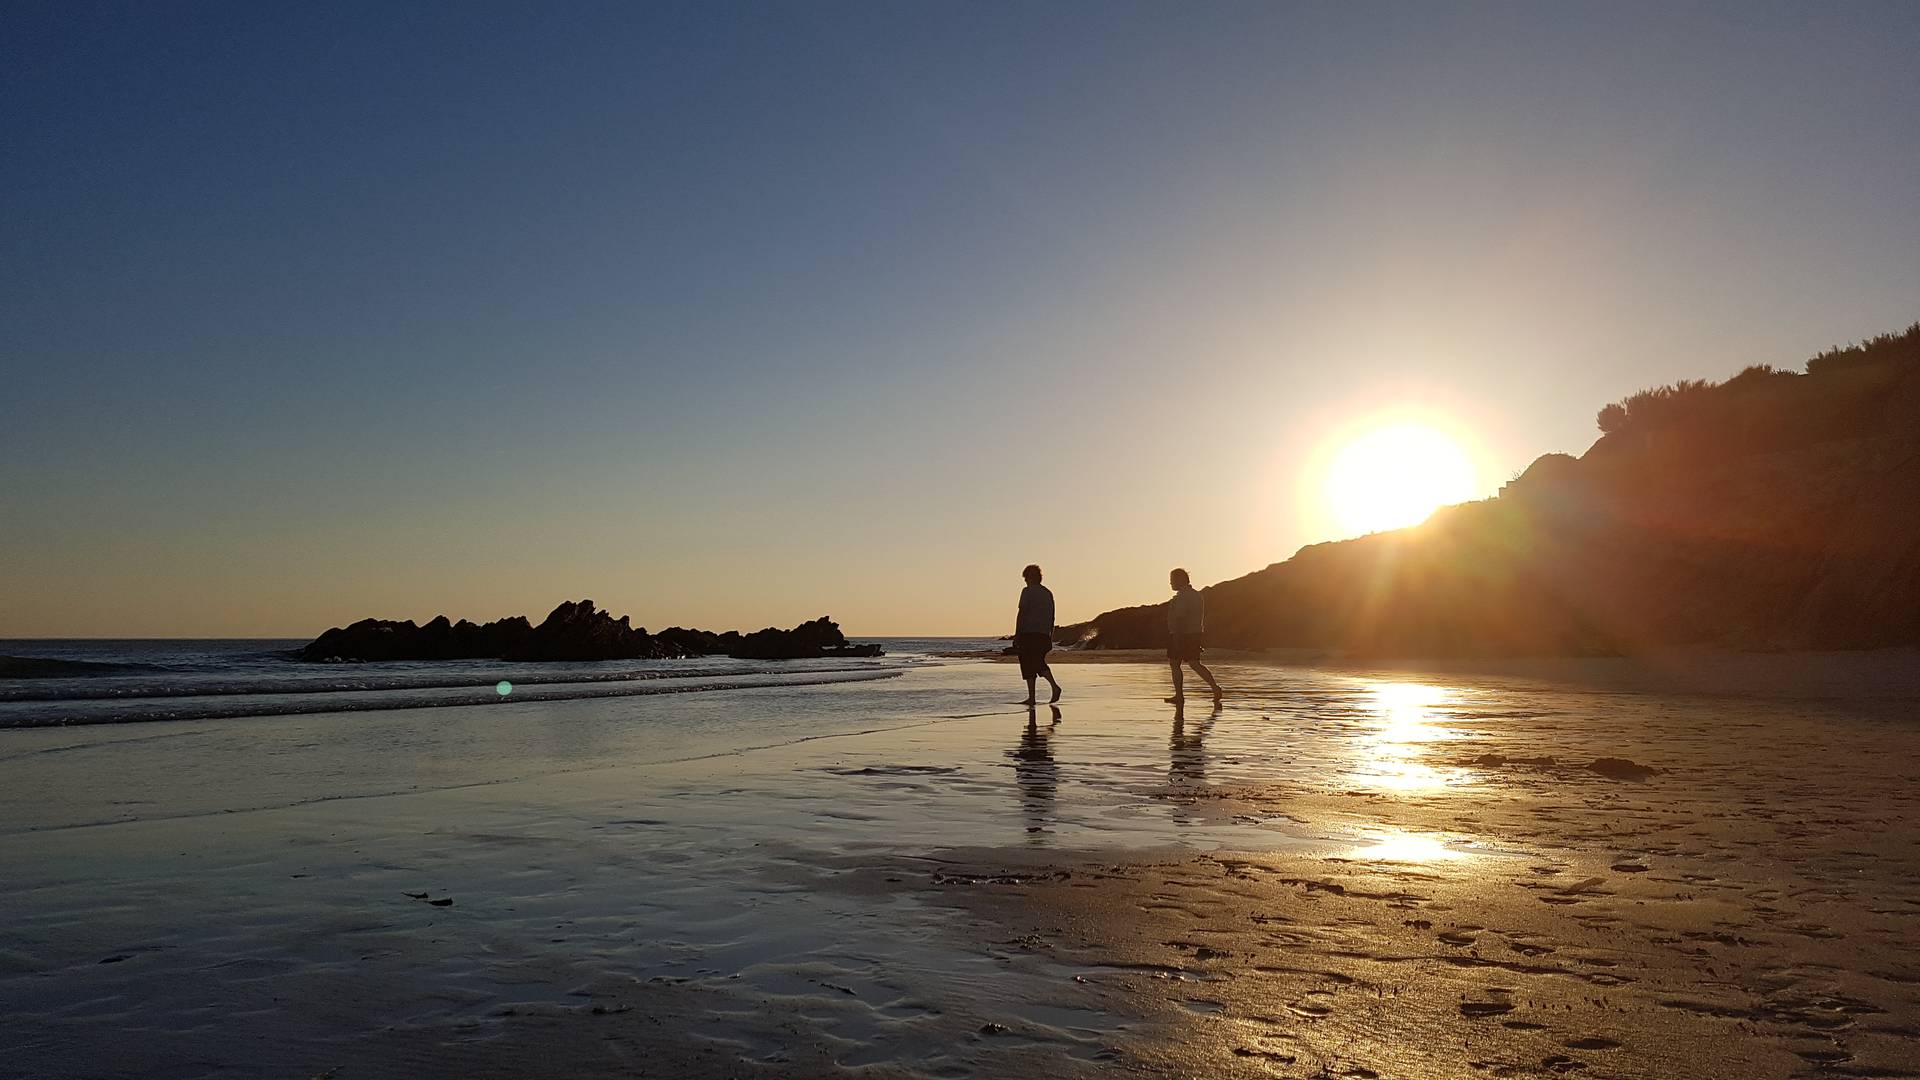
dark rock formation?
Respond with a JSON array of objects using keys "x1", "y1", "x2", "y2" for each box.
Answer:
[
  {"x1": 728, "y1": 616, "x2": 882, "y2": 660},
  {"x1": 300, "y1": 603, "x2": 882, "y2": 663},
  {"x1": 504, "y1": 600, "x2": 677, "y2": 662},
  {"x1": 654, "y1": 627, "x2": 744, "y2": 657},
  {"x1": 301, "y1": 613, "x2": 533, "y2": 662},
  {"x1": 1061, "y1": 321, "x2": 1920, "y2": 657}
]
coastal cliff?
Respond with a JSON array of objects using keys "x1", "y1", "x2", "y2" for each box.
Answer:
[
  {"x1": 1061, "y1": 323, "x2": 1920, "y2": 656},
  {"x1": 301, "y1": 601, "x2": 881, "y2": 663}
]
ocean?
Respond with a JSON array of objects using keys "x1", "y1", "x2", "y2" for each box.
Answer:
[{"x1": 0, "y1": 637, "x2": 1004, "y2": 728}]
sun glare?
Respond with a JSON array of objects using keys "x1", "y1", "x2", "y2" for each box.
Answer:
[{"x1": 1324, "y1": 423, "x2": 1478, "y2": 536}]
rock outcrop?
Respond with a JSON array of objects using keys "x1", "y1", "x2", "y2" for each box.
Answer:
[
  {"x1": 653, "y1": 627, "x2": 744, "y2": 657},
  {"x1": 504, "y1": 600, "x2": 678, "y2": 662},
  {"x1": 301, "y1": 613, "x2": 534, "y2": 662},
  {"x1": 1061, "y1": 322, "x2": 1920, "y2": 657},
  {"x1": 728, "y1": 616, "x2": 883, "y2": 660},
  {"x1": 300, "y1": 603, "x2": 882, "y2": 663}
]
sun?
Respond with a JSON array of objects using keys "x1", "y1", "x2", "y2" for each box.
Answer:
[{"x1": 1323, "y1": 422, "x2": 1478, "y2": 536}]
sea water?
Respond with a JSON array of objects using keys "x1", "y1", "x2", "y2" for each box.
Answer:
[{"x1": 0, "y1": 637, "x2": 1002, "y2": 728}]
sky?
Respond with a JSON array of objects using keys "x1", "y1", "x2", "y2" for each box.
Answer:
[{"x1": 4, "y1": 1, "x2": 1918, "y2": 638}]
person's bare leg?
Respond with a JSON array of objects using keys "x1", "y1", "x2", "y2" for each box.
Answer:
[
  {"x1": 1189, "y1": 661, "x2": 1223, "y2": 702},
  {"x1": 1043, "y1": 664, "x2": 1062, "y2": 703},
  {"x1": 1021, "y1": 674, "x2": 1037, "y2": 706},
  {"x1": 1166, "y1": 659, "x2": 1184, "y2": 704}
]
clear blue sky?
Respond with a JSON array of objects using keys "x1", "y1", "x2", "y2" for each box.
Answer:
[{"x1": 4, "y1": 2, "x2": 1917, "y2": 636}]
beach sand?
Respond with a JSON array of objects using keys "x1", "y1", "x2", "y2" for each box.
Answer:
[{"x1": 4, "y1": 655, "x2": 1918, "y2": 1077}]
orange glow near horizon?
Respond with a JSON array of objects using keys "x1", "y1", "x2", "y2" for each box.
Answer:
[{"x1": 1322, "y1": 421, "x2": 1479, "y2": 536}]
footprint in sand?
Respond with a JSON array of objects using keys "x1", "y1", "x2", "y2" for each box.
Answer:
[
  {"x1": 1230, "y1": 1047, "x2": 1296, "y2": 1064},
  {"x1": 1564, "y1": 1037, "x2": 1620, "y2": 1050},
  {"x1": 1459, "y1": 1001, "x2": 1515, "y2": 1018},
  {"x1": 1438, "y1": 930, "x2": 1477, "y2": 946}
]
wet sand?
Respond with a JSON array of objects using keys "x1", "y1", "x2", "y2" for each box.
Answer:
[{"x1": 3, "y1": 657, "x2": 1918, "y2": 1077}]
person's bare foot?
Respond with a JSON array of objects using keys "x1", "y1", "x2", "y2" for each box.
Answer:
[
  {"x1": 1164, "y1": 695, "x2": 1184, "y2": 704},
  {"x1": 1019, "y1": 698, "x2": 1036, "y2": 706},
  {"x1": 1048, "y1": 685, "x2": 1062, "y2": 703}
]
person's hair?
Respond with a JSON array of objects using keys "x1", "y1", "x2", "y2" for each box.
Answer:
[
  {"x1": 1170, "y1": 567, "x2": 1190, "y2": 587},
  {"x1": 1023, "y1": 564, "x2": 1042, "y2": 582}
]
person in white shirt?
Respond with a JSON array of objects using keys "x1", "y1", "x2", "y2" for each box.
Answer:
[
  {"x1": 1013, "y1": 564, "x2": 1062, "y2": 705},
  {"x1": 1165, "y1": 567, "x2": 1222, "y2": 704}
]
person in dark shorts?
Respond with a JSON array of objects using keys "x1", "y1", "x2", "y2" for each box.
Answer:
[
  {"x1": 1014, "y1": 564, "x2": 1062, "y2": 705},
  {"x1": 1165, "y1": 567, "x2": 1222, "y2": 704}
]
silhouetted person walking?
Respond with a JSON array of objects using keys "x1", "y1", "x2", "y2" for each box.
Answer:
[
  {"x1": 1165, "y1": 567, "x2": 1222, "y2": 704},
  {"x1": 1014, "y1": 564, "x2": 1062, "y2": 705}
]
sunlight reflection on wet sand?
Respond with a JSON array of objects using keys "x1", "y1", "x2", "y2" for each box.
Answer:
[
  {"x1": 1352, "y1": 828, "x2": 1469, "y2": 863},
  {"x1": 1346, "y1": 679, "x2": 1474, "y2": 793}
]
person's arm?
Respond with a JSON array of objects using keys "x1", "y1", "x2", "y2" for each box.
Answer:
[{"x1": 1016, "y1": 588, "x2": 1030, "y2": 635}]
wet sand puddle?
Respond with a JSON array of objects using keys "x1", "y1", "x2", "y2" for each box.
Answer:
[{"x1": 3, "y1": 659, "x2": 1918, "y2": 1077}]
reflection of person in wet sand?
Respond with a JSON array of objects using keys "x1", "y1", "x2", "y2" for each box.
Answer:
[
  {"x1": 1167, "y1": 701, "x2": 1218, "y2": 829},
  {"x1": 1168, "y1": 702, "x2": 1218, "y2": 787},
  {"x1": 1013, "y1": 564, "x2": 1062, "y2": 705},
  {"x1": 1165, "y1": 567, "x2": 1223, "y2": 705},
  {"x1": 1010, "y1": 704, "x2": 1061, "y2": 839}
]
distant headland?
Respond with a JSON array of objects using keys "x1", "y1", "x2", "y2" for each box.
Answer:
[
  {"x1": 300, "y1": 600, "x2": 883, "y2": 663},
  {"x1": 1063, "y1": 322, "x2": 1920, "y2": 657}
]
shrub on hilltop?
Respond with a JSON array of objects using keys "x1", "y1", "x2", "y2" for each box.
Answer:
[
  {"x1": 1805, "y1": 322, "x2": 1920, "y2": 376},
  {"x1": 1593, "y1": 322, "x2": 1919, "y2": 451}
]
